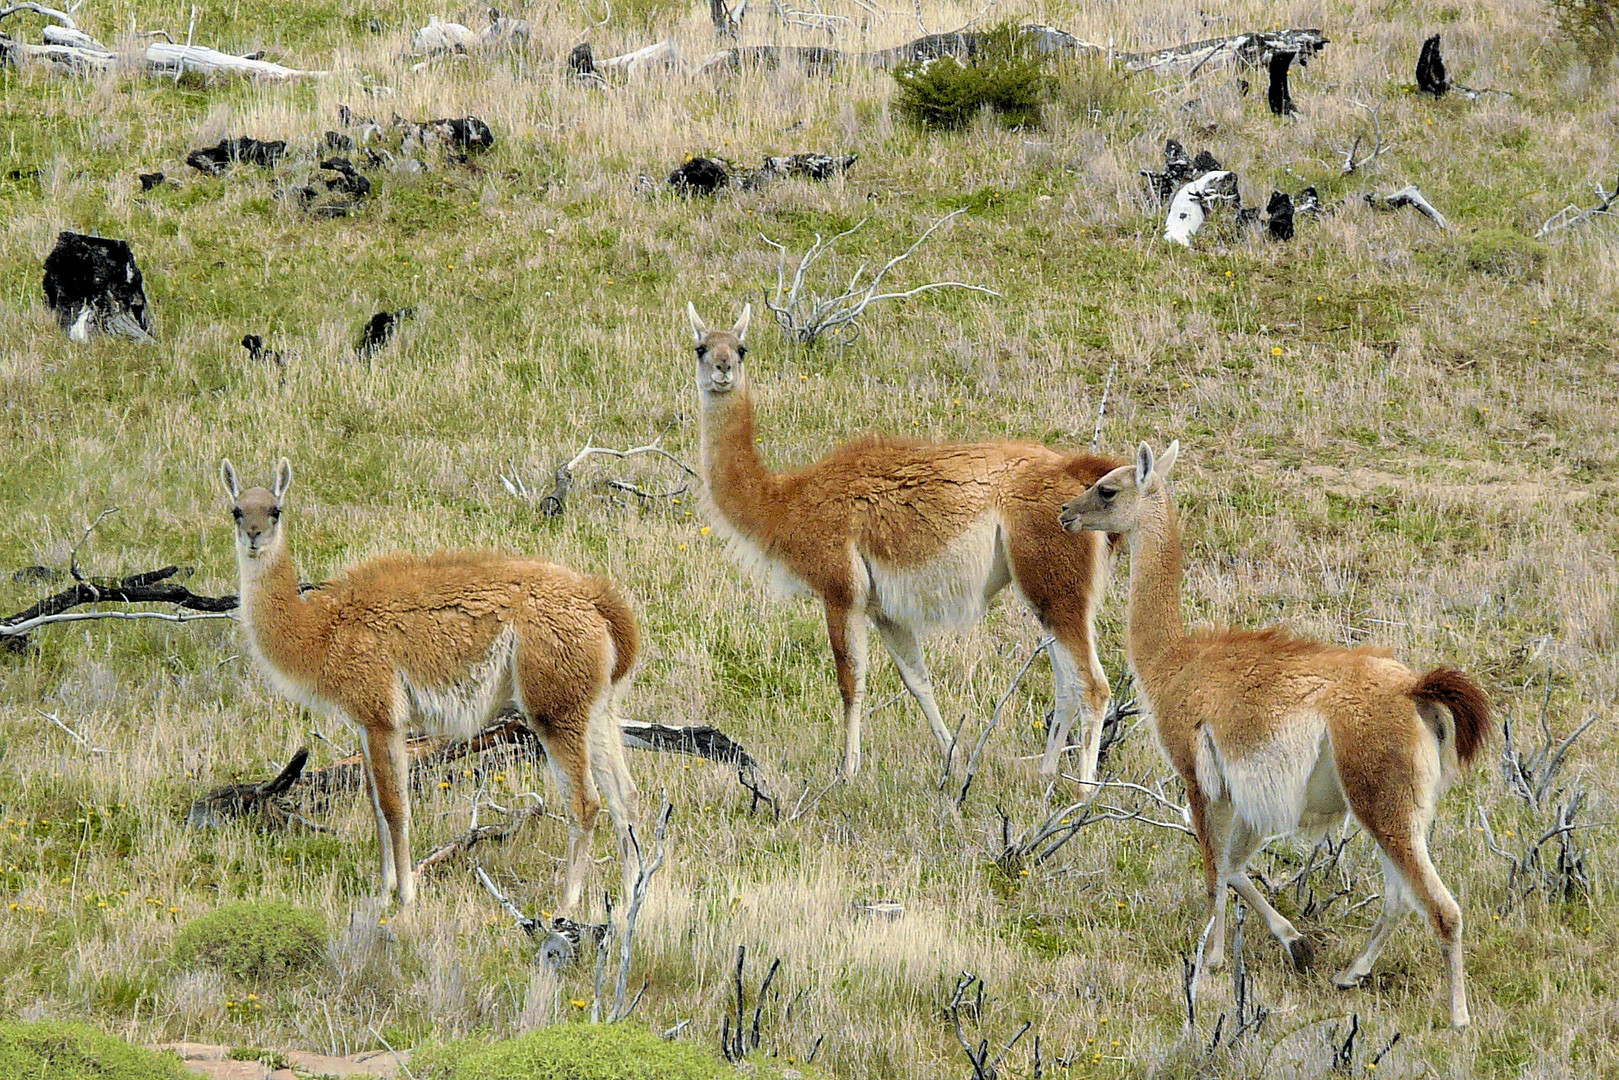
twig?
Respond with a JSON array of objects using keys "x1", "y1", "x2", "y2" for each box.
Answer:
[
  {"x1": 1537, "y1": 174, "x2": 1618, "y2": 237},
  {"x1": 957, "y1": 638, "x2": 1051, "y2": 806},
  {"x1": 1089, "y1": 356, "x2": 1118, "y2": 452},
  {"x1": 1366, "y1": 184, "x2": 1450, "y2": 230},
  {"x1": 35, "y1": 709, "x2": 110, "y2": 755},
  {"x1": 610, "y1": 798, "x2": 672, "y2": 1021},
  {"x1": 763, "y1": 210, "x2": 1000, "y2": 345},
  {"x1": 1335, "y1": 100, "x2": 1394, "y2": 175},
  {"x1": 501, "y1": 436, "x2": 694, "y2": 517},
  {"x1": 68, "y1": 507, "x2": 118, "y2": 583}
]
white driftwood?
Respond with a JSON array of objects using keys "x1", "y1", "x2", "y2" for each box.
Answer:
[
  {"x1": 1376, "y1": 184, "x2": 1450, "y2": 230},
  {"x1": 1164, "y1": 170, "x2": 1235, "y2": 246},
  {"x1": 1, "y1": 5, "x2": 322, "y2": 78},
  {"x1": 599, "y1": 39, "x2": 677, "y2": 74}
]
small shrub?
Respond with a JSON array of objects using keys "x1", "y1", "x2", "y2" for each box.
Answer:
[
  {"x1": 1549, "y1": 0, "x2": 1619, "y2": 69},
  {"x1": 414, "y1": 1024, "x2": 730, "y2": 1080},
  {"x1": 1049, "y1": 54, "x2": 1145, "y2": 120},
  {"x1": 894, "y1": 25, "x2": 1050, "y2": 131},
  {"x1": 1461, "y1": 228, "x2": 1551, "y2": 282},
  {"x1": 173, "y1": 899, "x2": 326, "y2": 982},
  {"x1": 0, "y1": 1020, "x2": 190, "y2": 1080}
]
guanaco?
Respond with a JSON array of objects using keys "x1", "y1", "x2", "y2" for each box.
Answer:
[
  {"x1": 688, "y1": 303, "x2": 1121, "y2": 781},
  {"x1": 1060, "y1": 441, "x2": 1489, "y2": 1028},
  {"x1": 222, "y1": 458, "x2": 641, "y2": 909}
]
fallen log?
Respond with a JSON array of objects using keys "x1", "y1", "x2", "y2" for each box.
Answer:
[
  {"x1": 187, "y1": 715, "x2": 758, "y2": 827},
  {"x1": 2, "y1": 565, "x2": 235, "y2": 648},
  {"x1": 1, "y1": 5, "x2": 324, "y2": 78},
  {"x1": 594, "y1": 24, "x2": 1327, "y2": 78}
]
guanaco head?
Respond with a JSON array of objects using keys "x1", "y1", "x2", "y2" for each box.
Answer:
[
  {"x1": 1060, "y1": 440, "x2": 1179, "y2": 535},
  {"x1": 687, "y1": 302, "x2": 751, "y2": 397},
  {"x1": 221, "y1": 458, "x2": 292, "y2": 560}
]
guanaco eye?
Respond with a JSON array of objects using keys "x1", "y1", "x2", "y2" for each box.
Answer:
[
  {"x1": 1098, "y1": 486, "x2": 1117, "y2": 501},
  {"x1": 269, "y1": 508, "x2": 281, "y2": 520},
  {"x1": 695, "y1": 345, "x2": 708, "y2": 360},
  {"x1": 736, "y1": 345, "x2": 748, "y2": 360},
  {"x1": 231, "y1": 508, "x2": 243, "y2": 520}
]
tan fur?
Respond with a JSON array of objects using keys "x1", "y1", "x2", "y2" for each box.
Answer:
[
  {"x1": 221, "y1": 458, "x2": 640, "y2": 911},
  {"x1": 687, "y1": 303, "x2": 1121, "y2": 780},
  {"x1": 1060, "y1": 441, "x2": 1490, "y2": 1030}
]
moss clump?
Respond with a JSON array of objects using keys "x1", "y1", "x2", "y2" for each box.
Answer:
[
  {"x1": 894, "y1": 25, "x2": 1050, "y2": 130},
  {"x1": 173, "y1": 900, "x2": 326, "y2": 982},
  {"x1": 0, "y1": 1020, "x2": 190, "y2": 1080},
  {"x1": 416, "y1": 1024, "x2": 730, "y2": 1080},
  {"x1": 1461, "y1": 228, "x2": 1551, "y2": 282}
]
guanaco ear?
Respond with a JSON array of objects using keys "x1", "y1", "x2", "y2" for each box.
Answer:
[
  {"x1": 732, "y1": 303, "x2": 752, "y2": 343},
  {"x1": 1156, "y1": 440, "x2": 1180, "y2": 482},
  {"x1": 1134, "y1": 442, "x2": 1155, "y2": 489},
  {"x1": 221, "y1": 459, "x2": 241, "y2": 501},
  {"x1": 686, "y1": 302, "x2": 707, "y2": 344},
  {"x1": 272, "y1": 458, "x2": 293, "y2": 500}
]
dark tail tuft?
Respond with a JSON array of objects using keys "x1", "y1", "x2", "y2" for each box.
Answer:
[
  {"x1": 591, "y1": 578, "x2": 640, "y2": 684},
  {"x1": 1410, "y1": 666, "x2": 1491, "y2": 770}
]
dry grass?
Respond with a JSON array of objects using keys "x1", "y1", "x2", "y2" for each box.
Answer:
[{"x1": 1, "y1": 0, "x2": 1616, "y2": 1075}]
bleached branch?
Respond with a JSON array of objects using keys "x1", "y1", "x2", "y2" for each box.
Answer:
[
  {"x1": 1335, "y1": 100, "x2": 1394, "y2": 175},
  {"x1": 763, "y1": 209, "x2": 1000, "y2": 345}
]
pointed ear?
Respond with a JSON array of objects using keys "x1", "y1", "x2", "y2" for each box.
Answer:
[
  {"x1": 1134, "y1": 442, "x2": 1155, "y2": 488},
  {"x1": 732, "y1": 303, "x2": 752, "y2": 342},
  {"x1": 686, "y1": 302, "x2": 707, "y2": 344},
  {"x1": 1156, "y1": 440, "x2": 1180, "y2": 481},
  {"x1": 220, "y1": 459, "x2": 241, "y2": 501},
  {"x1": 272, "y1": 458, "x2": 293, "y2": 500}
]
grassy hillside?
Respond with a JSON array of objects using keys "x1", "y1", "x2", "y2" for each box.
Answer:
[{"x1": 1, "y1": 0, "x2": 1615, "y2": 1076}]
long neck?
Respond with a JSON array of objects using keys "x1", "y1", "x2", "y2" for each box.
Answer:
[
  {"x1": 236, "y1": 538, "x2": 327, "y2": 680},
  {"x1": 698, "y1": 382, "x2": 779, "y2": 535},
  {"x1": 1126, "y1": 490, "x2": 1186, "y2": 672}
]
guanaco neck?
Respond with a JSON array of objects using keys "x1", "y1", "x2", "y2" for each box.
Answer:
[
  {"x1": 235, "y1": 536, "x2": 332, "y2": 680},
  {"x1": 698, "y1": 379, "x2": 781, "y2": 537},
  {"x1": 1126, "y1": 489, "x2": 1187, "y2": 675}
]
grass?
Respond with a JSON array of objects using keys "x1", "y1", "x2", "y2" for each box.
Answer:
[{"x1": 1, "y1": 0, "x2": 1617, "y2": 1076}]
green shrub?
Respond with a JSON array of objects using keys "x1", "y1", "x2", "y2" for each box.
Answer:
[
  {"x1": 415, "y1": 1024, "x2": 729, "y2": 1080},
  {"x1": 894, "y1": 25, "x2": 1050, "y2": 131},
  {"x1": 1048, "y1": 54, "x2": 1147, "y2": 120},
  {"x1": 0, "y1": 1020, "x2": 190, "y2": 1080},
  {"x1": 172, "y1": 899, "x2": 327, "y2": 982},
  {"x1": 1549, "y1": 0, "x2": 1619, "y2": 69},
  {"x1": 1461, "y1": 228, "x2": 1551, "y2": 282}
]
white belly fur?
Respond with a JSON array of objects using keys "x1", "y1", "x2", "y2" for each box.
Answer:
[
  {"x1": 863, "y1": 513, "x2": 1007, "y2": 632},
  {"x1": 1199, "y1": 712, "x2": 1343, "y2": 838},
  {"x1": 401, "y1": 626, "x2": 518, "y2": 738}
]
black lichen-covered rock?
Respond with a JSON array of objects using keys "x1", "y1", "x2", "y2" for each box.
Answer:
[
  {"x1": 42, "y1": 232, "x2": 153, "y2": 342},
  {"x1": 668, "y1": 156, "x2": 729, "y2": 195},
  {"x1": 1266, "y1": 190, "x2": 1296, "y2": 241},
  {"x1": 357, "y1": 307, "x2": 414, "y2": 358},
  {"x1": 138, "y1": 171, "x2": 167, "y2": 191},
  {"x1": 427, "y1": 116, "x2": 495, "y2": 153},
  {"x1": 185, "y1": 136, "x2": 288, "y2": 174},
  {"x1": 1417, "y1": 34, "x2": 1449, "y2": 96},
  {"x1": 569, "y1": 42, "x2": 596, "y2": 77}
]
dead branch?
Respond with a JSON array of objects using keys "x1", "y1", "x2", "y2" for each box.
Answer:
[
  {"x1": 500, "y1": 437, "x2": 695, "y2": 517},
  {"x1": 1335, "y1": 100, "x2": 1394, "y2": 175},
  {"x1": 413, "y1": 793, "x2": 547, "y2": 874},
  {"x1": 187, "y1": 714, "x2": 755, "y2": 827},
  {"x1": 954, "y1": 637, "x2": 1050, "y2": 806},
  {"x1": 947, "y1": 973, "x2": 1030, "y2": 1080},
  {"x1": 1365, "y1": 184, "x2": 1450, "y2": 229},
  {"x1": 1, "y1": 6, "x2": 325, "y2": 78},
  {"x1": 2, "y1": 565, "x2": 238, "y2": 646},
  {"x1": 610, "y1": 799, "x2": 673, "y2": 1021},
  {"x1": 1537, "y1": 173, "x2": 1618, "y2": 237},
  {"x1": 36, "y1": 709, "x2": 111, "y2": 756},
  {"x1": 762, "y1": 209, "x2": 1000, "y2": 346}
]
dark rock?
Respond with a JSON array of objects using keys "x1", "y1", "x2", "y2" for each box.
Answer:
[
  {"x1": 1417, "y1": 34, "x2": 1449, "y2": 96},
  {"x1": 569, "y1": 42, "x2": 596, "y2": 77},
  {"x1": 357, "y1": 308, "x2": 414, "y2": 358},
  {"x1": 138, "y1": 171, "x2": 167, "y2": 191},
  {"x1": 185, "y1": 136, "x2": 287, "y2": 175},
  {"x1": 324, "y1": 130, "x2": 355, "y2": 151},
  {"x1": 668, "y1": 156, "x2": 729, "y2": 195},
  {"x1": 42, "y1": 232, "x2": 153, "y2": 342},
  {"x1": 1266, "y1": 190, "x2": 1295, "y2": 241},
  {"x1": 1267, "y1": 50, "x2": 1297, "y2": 116}
]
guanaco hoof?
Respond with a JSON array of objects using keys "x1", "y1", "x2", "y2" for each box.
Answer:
[{"x1": 1285, "y1": 934, "x2": 1315, "y2": 972}]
